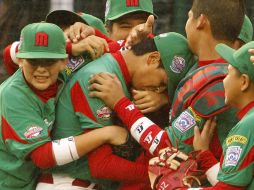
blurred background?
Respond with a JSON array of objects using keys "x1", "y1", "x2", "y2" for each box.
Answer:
[{"x1": 0, "y1": 0, "x2": 253, "y2": 82}]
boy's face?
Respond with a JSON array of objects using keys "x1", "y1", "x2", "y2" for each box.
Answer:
[
  {"x1": 223, "y1": 65, "x2": 242, "y2": 107},
  {"x1": 131, "y1": 53, "x2": 168, "y2": 92},
  {"x1": 19, "y1": 59, "x2": 67, "y2": 90},
  {"x1": 107, "y1": 13, "x2": 149, "y2": 41},
  {"x1": 185, "y1": 10, "x2": 199, "y2": 54}
]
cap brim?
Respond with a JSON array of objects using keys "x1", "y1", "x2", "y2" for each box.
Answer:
[
  {"x1": 107, "y1": 10, "x2": 158, "y2": 21},
  {"x1": 16, "y1": 52, "x2": 68, "y2": 59},
  {"x1": 46, "y1": 10, "x2": 87, "y2": 26},
  {"x1": 216, "y1": 44, "x2": 237, "y2": 67}
]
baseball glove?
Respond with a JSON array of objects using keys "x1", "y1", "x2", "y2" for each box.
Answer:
[{"x1": 148, "y1": 147, "x2": 206, "y2": 190}]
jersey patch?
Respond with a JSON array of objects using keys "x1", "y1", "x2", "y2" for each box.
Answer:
[
  {"x1": 226, "y1": 135, "x2": 247, "y2": 146},
  {"x1": 174, "y1": 111, "x2": 196, "y2": 133},
  {"x1": 170, "y1": 56, "x2": 186, "y2": 73},
  {"x1": 96, "y1": 106, "x2": 112, "y2": 120},
  {"x1": 225, "y1": 146, "x2": 242, "y2": 166},
  {"x1": 67, "y1": 56, "x2": 85, "y2": 72},
  {"x1": 24, "y1": 126, "x2": 43, "y2": 139}
]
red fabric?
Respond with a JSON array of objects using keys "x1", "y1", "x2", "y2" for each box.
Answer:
[
  {"x1": 66, "y1": 41, "x2": 72, "y2": 56},
  {"x1": 1, "y1": 116, "x2": 28, "y2": 144},
  {"x1": 94, "y1": 29, "x2": 114, "y2": 44},
  {"x1": 179, "y1": 182, "x2": 245, "y2": 190},
  {"x1": 111, "y1": 51, "x2": 131, "y2": 85},
  {"x1": 114, "y1": 97, "x2": 170, "y2": 155},
  {"x1": 71, "y1": 81, "x2": 97, "y2": 122},
  {"x1": 198, "y1": 58, "x2": 227, "y2": 68},
  {"x1": 3, "y1": 44, "x2": 19, "y2": 75},
  {"x1": 30, "y1": 142, "x2": 56, "y2": 169},
  {"x1": 88, "y1": 144, "x2": 149, "y2": 183},
  {"x1": 196, "y1": 150, "x2": 218, "y2": 172},
  {"x1": 237, "y1": 101, "x2": 254, "y2": 119},
  {"x1": 239, "y1": 145, "x2": 254, "y2": 170},
  {"x1": 27, "y1": 80, "x2": 59, "y2": 103}
]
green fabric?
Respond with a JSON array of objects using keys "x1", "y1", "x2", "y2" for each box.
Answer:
[
  {"x1": 51, "y1": 53, "x2": 130, "y2": 184},
  {"x1": 16, "y1": 22, "x2": 67, "y2": 59},
  {"x1": 166, "y1": 63, "x2": 238, "y2": 154},
  {"x1": 0, "y1": 69, "x2": 64, "y2": 190},
  {"x1": 154, "y1": 32, "x2": 197, "y2": 100},
  {"x1": 105, "y1": 0, "x2": 156, "y2": 21},
  {"x1": 238, "y1": 15, "x2": 253, "y2": 43},
  {"x1": 46, "y1": 10, "x2": 108, "y2": 36},
  {"x1": 218, "y1": 107, "x2": 254, "y2": 188},
  {"x1": 216, "y1": 41, "x2": 254, "y2": 83}
]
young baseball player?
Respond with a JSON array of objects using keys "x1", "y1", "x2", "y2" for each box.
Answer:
[
  {"x1": 88, "y1": 0, "x2": 247, "y2": 187},
  {"x1": 190, "y1": 42, "x2": 254, "y2": 190},
  {"x1": 0, "y1": 22, "x2": 128, "y2": 190},
  {"x1": 105, "y1": 0, "x2": 156, "y2": 41},
  {"x1": 35, "y1": 32, "x2": 196, "y2": 190}
]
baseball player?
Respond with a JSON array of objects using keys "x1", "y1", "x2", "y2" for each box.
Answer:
[
  {"x1": 35, "y1": 32, "x2": 196, "y2": 190},
  {"x1": 0, "y1": 22, "x2": 128, "y2": 190},
  {"x1": 88, "y1": 0, "x2": 248, "y2": 187},
  {"x1": 189, "y1": 42, "x2": 254, "y2": 190}
]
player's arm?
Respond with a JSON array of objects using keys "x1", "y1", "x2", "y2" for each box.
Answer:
[
  {"x1": 178, "y1": 182, "x2": 245, "y2": 190},
  {"x1": 30, "y1": 125, "x2": 128, "y2": 168},
  {"x1": 89, "y1": 72, "x2": 171, "y2": 156}
]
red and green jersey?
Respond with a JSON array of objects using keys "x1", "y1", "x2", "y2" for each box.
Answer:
[
  {"x1": 166, "y1": 62, "x2": 239, "y2": 157},
  {"x1": 0, "y1": 69, "x2": 65, "y2": 190},
  {"x1": 218, "y1": 101, "x2": 254, "y2": 189},
  {"x1": 50, "y1": 52, "x2": 131, "y2": 182}
]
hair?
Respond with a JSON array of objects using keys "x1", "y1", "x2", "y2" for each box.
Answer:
[
  {"x1": 191, "y1": 0, "x2": 245, "y2": 42},
  {"x1": 131, "y1": 38, "x2": 157, "y2": 56}
]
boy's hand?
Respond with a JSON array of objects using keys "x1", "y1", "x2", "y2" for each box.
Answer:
[
  {"x1": 193, "y1": 117, "x2": 217, "y2": 151},
  {"x1": 125, "y1": 15, "x2": 154, "y2": 49},
  {"x1": 89, "y1": 72, "x2": 125, "y2": 109}
]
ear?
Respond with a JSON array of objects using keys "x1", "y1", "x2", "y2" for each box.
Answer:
[
  {"x1": 147, "y1": 51, "x2": 161, "y2": 68},
  {"x1": 60, "y1": 59, "x2": 68, "y2": 71},
  {"x1": 196, "y1": 14, "x2": 207, "y2": 30},
  {"x1": 17, "y1": 58, "x2": 23, "y2": 68},
  {"x1": 241, "y1": 74, "x2": 251, "y2": 92}
]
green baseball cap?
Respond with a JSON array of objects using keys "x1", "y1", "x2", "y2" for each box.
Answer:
[
  {"x1": 238, "y1": 15, "x2": 253, "y2": 44},
  {"x1": 46, "y1": 10, "x2": 108, "y2": 35},
  {"x1": 16, "y1": 22, "x2": 67, "y2": 59},
  {"x1": 105, "y1": 0, "x2": 157, "y2": 21},
  {"x1": 154, "y1": 32, "x2": 197, "y2": 99},
  {"x1": 216, "y1": 41, "x2": 254, "y2": 83}
]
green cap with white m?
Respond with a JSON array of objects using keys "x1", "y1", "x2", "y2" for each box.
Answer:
[
  {"x1": 16, "y1": 22, "x2": 68, "y2": 59},
  {"x1": 154, "y1": 32, "x2": 197, "y2": 99},
  {"x1": 105, "y1": 0, "x2": 157, "y2": 21}
]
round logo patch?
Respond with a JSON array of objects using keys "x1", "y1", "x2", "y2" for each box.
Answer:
[
  {"x1": 170, "y1": 56, "x2": 186, "y2": 73},
  {"x1": 24, "y1": 126, "x2": 43, "y2": 139},
  {"x1": 97, "y1": 106, "x2": 112, "y2": 120}
]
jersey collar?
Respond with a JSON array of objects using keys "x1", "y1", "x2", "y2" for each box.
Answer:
[
  {"x1": 198, "y1": 57, "x2": 227, "y2": 68},
  {"x1": 237, "y1": 101, "x2": 254, "y2": 119}
]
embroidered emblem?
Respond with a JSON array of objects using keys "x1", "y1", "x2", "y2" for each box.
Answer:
[
  {"x1": 126, "y1": 0, "x2": 139, "y2": 6},
  {"x1": 174, "y1": 111, "x2": 196, "y2": 133},
  {"x1": 97, "y1": 106, "x2": 112, "y2": 120},
  {"x1": 226, "y1": 135, "x2": 247, "y2": 146},
  {"x1": 225, "y1": 146, "x2": 242, "y2": 166},
  {"x1": 170, "y1": 56, "x2": 186, "y2": 73},
  {"x1": 35, "y1": 32, "x2": 48, "y2": 47},
  {"x1": 67, "y1": 56, "x2": 84, "y2": 72},
  {"x1": 24, "y1": 126, "x2": 43, "y2": 139}
]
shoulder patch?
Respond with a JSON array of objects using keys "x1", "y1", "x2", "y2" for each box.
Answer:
[
  {"x1": 226, "y1": 135, "x2": 247, "y2": 146},
  {"x1": 67, "y1": 56, "x2": 85, "y2": 72},
  {"x1": 174, "y1": 111, "x2": 196, "y2": 133},
  {"x1": 170, "y1": 56, "x2": 186, "y2": 73},
  {"x1": 225, "y1": 146, "x2": 242, "y2": 166},
  {"x1": 24, "y1": 126, "x2": 43, "y2": 139},
  {"x1": 96, "y1": 106, "x2": 112, "y2": 120}
]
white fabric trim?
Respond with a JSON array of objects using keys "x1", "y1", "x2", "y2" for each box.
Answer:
[
  {"x1": 52, "y1": 137, "x2": 79, "y2": 166},
  {"x1": 206, "y1": 163, "x2": 220, "y2": 186},
  {"x1": 149, "y1": 131, "x2": 164, "y2": 154},
  {"x1": 130, "y1": 117, "x2": 154, "y2": 142},
  {"x1": 36, "y1": 174, "x2": 96, "y2": 190},
  {"x1": 10, "y1": 41, "x2": 19, "y2": 64}
]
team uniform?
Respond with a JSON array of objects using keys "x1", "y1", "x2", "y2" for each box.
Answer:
[
  {"x1": 0, "y1": 69, "x2": 65, "y2": 190},
  {"x1": 40, "y1": 51, "x2": 149, "y2": 189}
]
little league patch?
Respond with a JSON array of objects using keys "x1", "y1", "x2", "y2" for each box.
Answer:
[{"x1": 174, "y1": 111, "x2": 196, "y2": 133}]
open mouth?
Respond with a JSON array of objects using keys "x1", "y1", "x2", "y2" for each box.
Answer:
[{"x1": 34, "y1": 76, "x2": 49, "y2": 82}]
